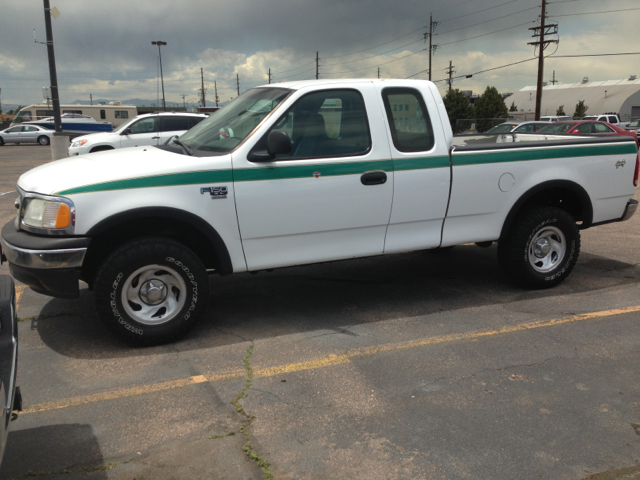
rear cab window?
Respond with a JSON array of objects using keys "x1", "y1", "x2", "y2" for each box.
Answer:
[{"x1": 381, "y1": 88, "x2": 434, "y2": 152}]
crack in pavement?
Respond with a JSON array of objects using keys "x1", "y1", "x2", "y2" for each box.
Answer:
[{"x1": 210, "y1": 343, "x2": 273, "y2": 480}]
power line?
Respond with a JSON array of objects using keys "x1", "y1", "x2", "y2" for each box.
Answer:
[
  {"x1": 549, "y1": 6, "x2": 640, "y2": 17},
  {"x1": 439, "y1": 21, "x2": 535, "y2": 47},
  {"x1": 440, "y1": 0, "x2": 526, "y2": 23},
  {"x1": 271, "y1": 61, "x2": 315, "y2": 75},
  {"x1": 407, "y1": 56, "x2": 537, "y2": 82},
  {"x1": 548, "y1": 52, "x2": 640, "y2": 58},
  {"x1": 323, "y1": 48, "x2": 426, "y2": 76},
  {"x1": 323, "y1": 38, "x2": 423, "y2": 66},
  {"x1": 323, "y1": 26, "x2": 426, "y2": 59},
  {"x1": 437, "y1": 5, "x2": 539, "y2": 35}
]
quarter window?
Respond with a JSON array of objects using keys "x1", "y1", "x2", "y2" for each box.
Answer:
[
  {"x1": 594, "y1": 122, "x2": 614, "y2": 133},
  {"x1": 382, "y1": 88, "x2": 434, "y2": 152}
]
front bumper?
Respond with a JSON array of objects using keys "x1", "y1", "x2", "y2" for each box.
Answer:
[
  {"x1": 67, "y1": 145, "x2": 90, "y2": 156},
  {"x1": 1, "y1": 221, "x2": 90, "y2": 299}
]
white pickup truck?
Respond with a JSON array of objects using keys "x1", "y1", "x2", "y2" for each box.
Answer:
[{"x1": 1, "y1": 79, "x2": 638, "y2": 345}]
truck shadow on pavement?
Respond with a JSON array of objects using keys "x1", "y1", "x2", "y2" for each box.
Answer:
[
  {"x1": 28, "y1": 244, "x2": 640, "y2": 360},
  {"x1": 0, "y1": 423, "x2": 108, "y2": 479}
]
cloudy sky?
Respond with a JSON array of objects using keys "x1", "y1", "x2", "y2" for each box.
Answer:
[{"x1": 1, "y1": 0, "x2": 638, "y2": 108}]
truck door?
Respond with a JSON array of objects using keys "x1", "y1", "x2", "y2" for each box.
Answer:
[
  {"x1": 376, "y1": 85, "x2": 452, "y2": 252},
  {"x1": 232, "y1": 86, "x2": 394, "y2": 271}
]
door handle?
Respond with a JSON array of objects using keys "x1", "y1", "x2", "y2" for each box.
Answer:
[
  {"x1": 361, "y1": 171, "x2": 387, "y2": 186},
  {"x1": 152, "y1": 136, "x2": 160, "y2": 139}
]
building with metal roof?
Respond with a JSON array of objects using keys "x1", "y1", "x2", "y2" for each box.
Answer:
[{"x1": 504, "y1": 76, "x2": 640, "y2": 121}]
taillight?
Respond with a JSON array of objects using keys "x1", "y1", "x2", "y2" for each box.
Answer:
[{"x1": 634, "y1": 152, "x2": 639, "y2": 187}]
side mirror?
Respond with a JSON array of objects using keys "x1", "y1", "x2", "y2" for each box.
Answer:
[
  {"x1": 247, "y1": 130, "x2": 292, "y2": 162},
  {"x1": 122, "y1": 128, "x2": 132, "y2": 135},
  {"x1": 571, "y1": 129, "x2": 580, "y2": 134},
  {"x1": 267, "y1": 130, "x2": 292, "y2": 155}
]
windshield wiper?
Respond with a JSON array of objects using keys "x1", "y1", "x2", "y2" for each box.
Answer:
[{"x1": 170, "y1": 137, "x2": 194, "y2": 156}]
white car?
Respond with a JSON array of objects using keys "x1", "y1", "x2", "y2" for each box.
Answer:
[
  {"x1": 0, "y1": 125, "x2": 53, "y2": 146},
  {"x1": 68, "y1": 112, "x2": 207, "y2": 156}
]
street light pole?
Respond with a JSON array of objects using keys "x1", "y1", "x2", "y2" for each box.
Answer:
[
  {"x1": 152, "y1": 41, "x2": 167, "y2": 111},
  {"x1": 43, "y1": 0, "x2": 62, "y2": 133}
]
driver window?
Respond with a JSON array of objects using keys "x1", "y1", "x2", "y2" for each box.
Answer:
[
  {"x1": 576, "y1": 123, "x2": 593, "y2": 134},
  {"x1": 129, "y1": 117, "x2": 159, "y2": 134},
  {"x1": 258, "y1": 89, "x2": 371, "y2": 160}
]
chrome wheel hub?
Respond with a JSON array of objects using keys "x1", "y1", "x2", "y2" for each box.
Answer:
[
  {"x1": 139, "y1": 279, "x2": 168, "y2": 305},
  {"x1": 528, "y1": 226, "x2": 566, "y2": 273},
  {"x1": 121, "y1": 264, "x2": 187, "y2": 326}
]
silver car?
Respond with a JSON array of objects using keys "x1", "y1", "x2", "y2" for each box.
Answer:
[{"x1": 0, "y1": 125, "x2": 53, "y2": 146}]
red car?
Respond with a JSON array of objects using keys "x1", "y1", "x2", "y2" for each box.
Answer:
[{"x1": 537, "y1": 121, "x2": 639, "y2": 146}]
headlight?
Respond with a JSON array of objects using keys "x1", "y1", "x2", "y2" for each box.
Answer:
[
  {"x1": 71, "y1": 139, "x2": 88, "y2": 148},
  {"x1": 23, "y1": 199, "x2": 73, "y2": 229}
]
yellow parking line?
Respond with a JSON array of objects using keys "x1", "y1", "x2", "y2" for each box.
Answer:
[
  {"x1": 14, "y1": 285, "x2": 27, "y2": 306},
  {"x1": 22, "y1": 305, "x2": 640, "y2": 414}
]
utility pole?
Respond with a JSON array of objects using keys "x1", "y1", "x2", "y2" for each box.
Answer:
[
  {"x1": 180, "y1": 94, "x2": 187, "y2": 109},
  {"x1": 214, "y1": 81, "x2": 219, "y2": 107},
  {"x1": 151, "y1": 41, "x2": 167, "y2": 111},
  {"x1": 424, "y1": 14, "x2": 439, "y2": 81},
  {"x1": 43, "y1": 0, "x2": 62, "y2": 133},
  {"x1": 445, "y1": 61, "x2": 455, "y2": 93},
  {"x1": 528, "y1": 0, "x2": 558, "y2": 120},
  {"x1": 90, "y1": 93, "x2": 92, "y2": 105},
  {"x1": 549, "y1": 70, "x2": 558, "y2": 85},
  {"x1": 378, "y1": 67, "x2": 380, "y2": 79},
  {"x1": 237, "y1": 74, "x2": 240, "y2": 96},
  {"x1": 268, "y1": 68, "x2": 271, "y2": 84},
  {"x1": 200, "y1": 68, "x2": 206, "y2": 107},
  {"x1": 316, "y1": 51, "x2": 319, "y2": 80}
]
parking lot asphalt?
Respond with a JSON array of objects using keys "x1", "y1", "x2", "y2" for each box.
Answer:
[{"x1": 0, "y1": 145, "x2": 639, "y2": 480}]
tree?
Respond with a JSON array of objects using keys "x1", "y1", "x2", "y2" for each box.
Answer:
[
  {"x1": 509, "y1": 101, "x2": 518, "y2": 112},
  {"x1": 573, "y1": 100, "x2": 588, "y2": 118},
  {"x1": 556, "y1": 105, "x2": 565, "y2": 116},
  {"x1": 443, "y1": 88, "x2": 474, "y2": 133},
  {"x1": 473, "y1": 86, "x2": 509, "y2": 132}
]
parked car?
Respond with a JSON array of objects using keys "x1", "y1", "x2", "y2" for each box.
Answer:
[
  {"x1": 539, "y1": 115, "x2": 573, "y2": 122},
  {"x1": 484, "y1": 122, "x2": 521, "y2": 134},
  {"x1": 582, "y1": 114, "x2": 628, "y2": 128},
  {"x1": 68, "y1": 112, "x2": 207, "y2": 156},
  {"x1": 624, "y1": 119, "x2": 640, "y2": 133},
  {"x1": 0, "y1": 125, "x2": 53, "y2": 146},
  {"x1": 536, "y1": 121, "x2": 639, "y2": 145},
  {"x1": 511, "y1": 121, "x2": 551, "y2": 133},
  {"x1": 0, "y1": 275, "x2": 21, "y2": 466}
]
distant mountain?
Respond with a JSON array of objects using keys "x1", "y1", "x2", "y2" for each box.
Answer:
[{"x1": 69, "y1": 98, "x2": 185, "y2": 107}]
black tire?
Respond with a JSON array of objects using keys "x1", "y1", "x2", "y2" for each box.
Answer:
[
  {"x1": 93, "y1": 237, "x2": 209, "y2": 345},
  {"x1": 37, "y1": 136, "x2": 50, "y2": 146},
  {"x1": 0, "y1": 137, "x2": 4, "y2": 146},
  {"x1": 497, "y1": 207, "x2": 580, "y2": 289}
]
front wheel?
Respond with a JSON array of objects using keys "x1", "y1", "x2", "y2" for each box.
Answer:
[
  {"x1": 497, "y1": 207, "x2": 580, "y2": 289},
  {"x1": 38, "y1": 136, "x2": 50, "y2": 146},
  {"x1": 0, "y1": 137, "x2": 4, "y2": 146},
  {"x1": 93, "y1": 237, "x2": 209, "y2": 345}
]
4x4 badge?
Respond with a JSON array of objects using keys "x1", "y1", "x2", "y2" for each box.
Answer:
[{"x1": 200, "y1": 186, "x2": 228, "y2": 199}]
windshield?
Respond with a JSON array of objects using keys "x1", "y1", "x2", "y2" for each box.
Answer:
[
  {"x1": 12, "y1": 110, "x2": 33, "y2": 124},
  {"x1": 582, "y1": 116, "x2": 597, "y2": 120},
  {"x1": 112, "y1": 117, "x2": 138, "y2": 133},
  {"x1": 179, "y1": 87, "x2": 291, "y2": 156},
  {"x1": 628, "y1": 120, "x2": 640, "y2": 127},
  {"x1": 537, "y1": 123, "x2": 575, "y2": 134}
]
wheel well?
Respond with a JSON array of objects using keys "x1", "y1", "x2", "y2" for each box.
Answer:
[
  {"x1": 89, "y1": 145, "x2": 115, "y2": 153},
  {"x1": 81, "y1": 213, "x2": 232, "y2": 287},
  {"x1": 500, "y1": 181, "x2": 593, "y2": 241}
]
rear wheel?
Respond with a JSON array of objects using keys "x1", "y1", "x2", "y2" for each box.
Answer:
[
  {"x1": 0, "y1": 137, "x2": 4, "y2": 146},
  {"x1": 93, "y1": 237, "x2": 209, "y2": 345},
  {"x1": 498, "y1": 207, "x2": 580, "y2": 289},
  {"x1": 37, "y1": 136, "x2": 50, "y2": 146}
]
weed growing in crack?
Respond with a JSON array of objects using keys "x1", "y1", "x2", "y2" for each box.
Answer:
[{"x1": 210, "y1": 343, "x2": 273, "y2": 480}]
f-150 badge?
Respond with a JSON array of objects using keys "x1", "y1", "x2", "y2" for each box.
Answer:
[{"x1": 201, "y1": 186, "x2": 228, "y2": 199}]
